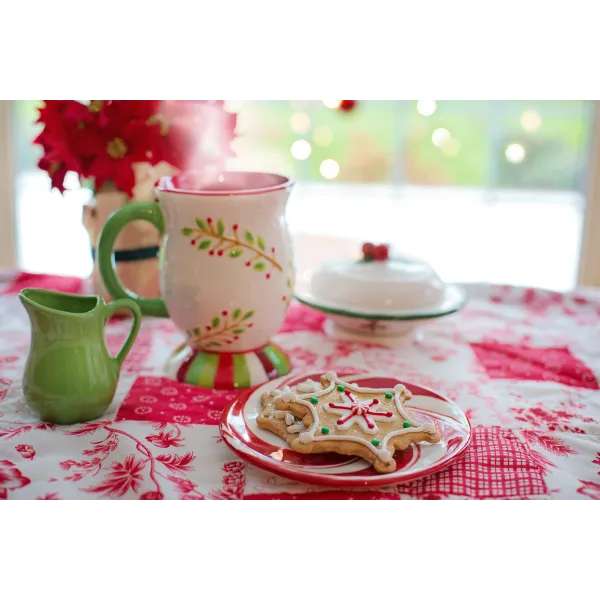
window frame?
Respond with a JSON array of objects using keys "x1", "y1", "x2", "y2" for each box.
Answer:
[{"x1": 0, "y1": 101, "x2": 17, "y2": 269}]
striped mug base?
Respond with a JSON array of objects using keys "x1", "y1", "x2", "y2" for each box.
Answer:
[{"x1": 165, "y1": 342, "x2": 291, "y2": 389}]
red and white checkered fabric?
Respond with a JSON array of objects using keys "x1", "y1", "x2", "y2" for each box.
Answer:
[{"x1": 2, "y1": 271, "x2": 600, "y2": 499}]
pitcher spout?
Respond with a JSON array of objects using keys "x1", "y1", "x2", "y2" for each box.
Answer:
[{"x1": 19, "y1": 288, "x2": 101, "y2": 321}]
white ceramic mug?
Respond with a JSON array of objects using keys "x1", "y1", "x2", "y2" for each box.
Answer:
[{"x1": 98, "y1": 171, "x2": 295, "y2": 388}]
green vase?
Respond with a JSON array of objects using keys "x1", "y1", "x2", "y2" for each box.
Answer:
[{"x1": 19, "y1": 288, "x2": 141, "y2": 425}]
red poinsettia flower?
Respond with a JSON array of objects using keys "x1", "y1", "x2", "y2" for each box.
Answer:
[
  {"x1": 15, "y1": 444, "x2": 36, "y2": 460},
  {"x1": 33, "y1": 100, "x2": 237, "y2": 197},
  {"x1": 85, "y1": 102, "x2": 162, "y2": 196},
  {"x1": 0, "y1": 460, "x2": 31, "y2": 499}
]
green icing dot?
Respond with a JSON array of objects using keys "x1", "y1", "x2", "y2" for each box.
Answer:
[
  {"x1": 403, "y1": 421, "x2": 411, "y2": 428},
  {"x1": 310, "y1": 397, "x2": 319, "y2": 404},
  {"x1": 337, "y1": 385, "x2": 345, "y2": 392},
  {"x1": 321, "y1": 427, "x2": 329, "y2": 434},
  {"x1": 385, "y1": 392, "x2": 393, "y2": 399},
  {"x1": 371, "y1": 439, "x2": 380, "y2": 447}
]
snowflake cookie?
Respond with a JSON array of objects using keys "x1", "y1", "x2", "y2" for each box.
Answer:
[
  {"x1": 261, "y1": 372, "x2": 441, "y2": 473},
  {"x1": 257, "y1": 385, "x2": 308, "y2": 444}
]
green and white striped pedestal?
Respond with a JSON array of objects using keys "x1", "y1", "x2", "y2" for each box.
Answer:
[{"x1": 165, "y1": 342, "x2": 291, "y2": 389}]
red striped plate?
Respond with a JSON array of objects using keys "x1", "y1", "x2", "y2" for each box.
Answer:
[{"x1": 220, "y1": 370, "x2": 472, "y2": 487}]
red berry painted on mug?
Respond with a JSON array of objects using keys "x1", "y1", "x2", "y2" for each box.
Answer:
[
  {"x1": 245, "y1": 261, "x2": 251, "y2": 267},
  {"x1": 271, "y1": 247, "x2": 275, "y2": 253},
  {"x1": 191, "y1": 239, "x2": 196, "y2": 245},
  {"x1": 234, "y1": 336, "x2": 239, "y2": 340},
  {"x1": 248, "y1": 323, "x2": 253, "y2": 328},
  {"x1": 206, "y1": 326, "x2": 212, "y2": 331},
  {"x1": 266, "y1": 273, "x2": 271, "y2": 279},
  {"x1": 207, "y1": 218, "x2": 212, "y2": 224},
  {"x1": 233, "y1": 224, "x2": 239, "y2": 231},
  {"x1": 217, "y1": 250, "x2": 224, "y2": 256},
  {"x1": 222, "y1": 311, "x2": 228, "y2": 317},
  {"x1": 209, "y1": 250, "x2": 215, "y2": 256}
]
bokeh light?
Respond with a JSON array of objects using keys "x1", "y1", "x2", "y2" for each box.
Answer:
[
  {"x1": 314, "y1": 126, "x2": 334, "y2": 147},
  {"x1": 320, "y1": 159, "x2": 340, "y2": 179},
  {"x1": 322, "y1": 100, "x2": 342, "y2": 109},
  {"x1": 417, "y1": 100, "x2": 437, "y2": 116},
  {"x1": 432, "y1": 128, "x2": 451, "y2": 148},
  {"x1": 290, "y1": 112, "x2": 311, "y2": 134},
  {"x1": 505, "y1": 143, "x2": 526, "y2": 163},
  {"x1": 291, "y1": 139, "x2": 312, "y2": 160},
  {"x1": 441, "y1": 138, "x2": 461, "y2": 157},
  {"x1": 289, "y1": 100, "x2": 310, "y2": 110},
  {"x1": 521, "y1": 110, "x2": 542, "y2": 133}
]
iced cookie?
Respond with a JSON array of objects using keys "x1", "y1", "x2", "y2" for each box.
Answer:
[
  {"x1": 271, "y1": 371, "x2": 441, "y2": 473},
  {"x1": 257, "y1": 386, "x2": 308, "y2": 444}
]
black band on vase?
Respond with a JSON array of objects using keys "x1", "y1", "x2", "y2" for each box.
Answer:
[{"x1": 91, "y1": 245, "x2": 160, "y2": 263}]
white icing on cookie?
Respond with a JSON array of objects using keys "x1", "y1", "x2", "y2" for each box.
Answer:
[
  {"x1": 287, "y1": 423, "x2": 305, "y2": 433},
  {"x1": 296, "y1": 379, "x2": 322, "y2": 393},
  {"x1": 273, "y1": 372, "x2": 437, "y2": 467}
]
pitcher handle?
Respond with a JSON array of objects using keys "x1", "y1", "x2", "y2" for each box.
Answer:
[
  {"x1": 103, "y1": 299, "x2": 142, "y2": 369},
  {"x1": 97, "y1": 202, "x2": 168, "y2": 318}
]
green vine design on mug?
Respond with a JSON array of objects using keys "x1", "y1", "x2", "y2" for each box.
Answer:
[
  {"x1": 186, "y1": 308, "x2": 255, "y2": 349},
  {"x1": 181, "y1": 218, "x2": 282, "y2": 278}
]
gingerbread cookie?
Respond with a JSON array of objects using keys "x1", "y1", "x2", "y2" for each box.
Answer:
[
  {"x1": 257, "y1": 386, "x2": 308, "y2": 445},
  {"x1": 270, "y1": 372, "x2": 441, "y2": 473}
]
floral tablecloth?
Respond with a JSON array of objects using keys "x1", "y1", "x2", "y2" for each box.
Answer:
[{"x1": 1, "y1": 271, "x2": 600, "y2": 500}]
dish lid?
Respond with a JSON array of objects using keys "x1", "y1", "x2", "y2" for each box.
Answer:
[{"x1": 307, "y1": 243, "x2": 447, "y2": 313}]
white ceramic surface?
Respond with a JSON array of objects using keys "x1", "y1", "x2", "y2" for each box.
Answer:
[
  {"x1": 155, "y1": 172, "x2": 295, "y2": 353},
  {"x1": 310, "y1": 255, "x2": 446, "y2": 312}
]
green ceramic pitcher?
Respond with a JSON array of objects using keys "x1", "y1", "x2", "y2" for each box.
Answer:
[{"x1": 19, "y1": 288, "x2": 141, "y2": 425}]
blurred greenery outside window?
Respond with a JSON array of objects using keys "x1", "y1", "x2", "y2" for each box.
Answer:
[{"x1": 14, "y1": 100, "x2": 593, "y2": 191}]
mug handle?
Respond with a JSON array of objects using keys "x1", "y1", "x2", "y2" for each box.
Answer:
[
  {"x1": 103, "y1": 299, "x2": 142, "y2": 369},
  {"x1": 97, "y1": 202, "x2": 168, "y2": 318}
]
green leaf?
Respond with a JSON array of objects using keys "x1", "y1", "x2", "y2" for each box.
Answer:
[
  {"x1": 217, "y1": 219, "x2": 225, "y2": 236},
  {"x1": 181, "y1": 227, "x2": 193, "y2": 236},
  {"x1": 211, "y1": 317, "x2": 220, "y2": 328},
  {"x1": 253, "y1": 262, "x2": 266, "y2": 272},
  {"x1": 257, "y1": 236, "x2": 266, "y2": 251},
  {"x1": 195, "y1": 218, "x2": 208, "y2": 232},
  {"x1": 209, "y1": 341, "x2": 221, "y2": 347},
  {"x1": 229, "y1": 247, "x2": 243, "y2": 258},
  {"x1": 198, "y1": 240, "x2": 211, "y2": 250},
  {"x1": 233, "y1": 308, "x2": 242, "y2": 320},
  {"x1": 232, "y1": 328, "x2": 245, "y2": 334},
  {"x1": 193, "y1": 327, "x2": 201, "y2": 336},
  {"x1": 245, "y1": 230, "x2": 254, "y2": 244},
  {"x1": 243, "y1": 310, "x2": 255, "y2": 320}
]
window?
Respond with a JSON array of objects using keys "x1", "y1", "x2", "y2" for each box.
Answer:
[{"x1": 3, "y1": 100, "x2": 596, "y2": 291}]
